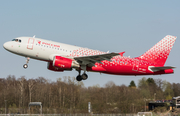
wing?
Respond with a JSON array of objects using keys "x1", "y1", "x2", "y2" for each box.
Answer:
[
  {"x1": 149, "y1": 66, "x2": 175, "y2": 72},
  {"x1": 74, "y1": 52, "x2": 120, "y2": 67}
]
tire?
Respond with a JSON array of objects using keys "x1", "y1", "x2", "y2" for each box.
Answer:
[
  {"x1": 82, "y1": 73, "x2": 88, "y2": 80},
  {"x1": 23, "y1": 64, "x2": 28, "y2": 69},
  {"x1": 76, "y1": 75, "x2": 82, "y2": 81}
]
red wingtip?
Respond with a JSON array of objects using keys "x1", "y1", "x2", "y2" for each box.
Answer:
[{"x1": 119, "y1": 51, "x2": 125, "y2": 56}]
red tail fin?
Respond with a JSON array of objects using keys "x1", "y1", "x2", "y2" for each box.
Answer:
[{"x1": 139, "y1": 35, "x2": 177, "y2": 66}]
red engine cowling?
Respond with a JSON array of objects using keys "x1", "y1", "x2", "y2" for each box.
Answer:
[
  {"x1": 53, "y1": 56, "x2": 79, "y2": 69},
  {"x1": 47, "y1": 62, "x2": 64, "y2": 72}
]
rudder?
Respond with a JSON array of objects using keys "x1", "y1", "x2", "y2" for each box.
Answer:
[{"x1": 139, "y1": 35, "x2": 177, "y2": 66}]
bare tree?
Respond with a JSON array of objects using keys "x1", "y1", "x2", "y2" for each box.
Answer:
[
  {"x1": 18, "y1": 77, "x2": 26, "y2": 109},
  {"x1": 28, "y1": 79, "x2": 36, "y2": 102}
]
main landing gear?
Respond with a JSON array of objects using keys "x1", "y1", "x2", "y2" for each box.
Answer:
[
  {"x1": 76, "y1": 65, "x2": 88, "y2": 81},
  {"x1": 23, "y1": 57, "x2": 30, "y2": 69},
  {"x1": 76, "y1": 72, "x2": 88, "y2": 81}
]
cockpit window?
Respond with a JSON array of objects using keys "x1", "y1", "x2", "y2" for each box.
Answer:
[{"x1": 12, "y1": 39, "x2": 21, "y2": 43}]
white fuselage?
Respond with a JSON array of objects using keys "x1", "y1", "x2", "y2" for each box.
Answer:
[{"x1": 3, "y1": 37, "x2": 105, "y2": 62}]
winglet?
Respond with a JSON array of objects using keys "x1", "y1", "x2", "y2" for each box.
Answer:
[{"x1": 119, "y1": 51, "x2": 125, "y2": 56}]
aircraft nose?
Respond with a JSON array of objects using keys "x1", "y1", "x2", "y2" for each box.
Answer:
[{"x1": 3, "y1": 42, "x2": 10, "y2": 50}]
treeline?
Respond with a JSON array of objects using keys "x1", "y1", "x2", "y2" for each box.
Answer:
[{"x1": 0, "y1": 75, "x2": 180, "y2": 114}]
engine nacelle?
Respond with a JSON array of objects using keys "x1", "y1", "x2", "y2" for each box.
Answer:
[
  {"x1": 53, "y1": 56, "x2": 79, "y2": 69},
  {"x1": 47, "y1": 62, "x2": 64, "y2": 72}
]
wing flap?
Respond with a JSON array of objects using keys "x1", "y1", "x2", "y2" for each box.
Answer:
[{"x1": 74, "y1": 52, "x2": 120, "y2": 66}]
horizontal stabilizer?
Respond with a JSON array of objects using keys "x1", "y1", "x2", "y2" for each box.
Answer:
[{"x1": 149, "y1": 66, "x2": 175, "y2": 72}]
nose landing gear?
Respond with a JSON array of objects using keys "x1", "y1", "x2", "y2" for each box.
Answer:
[
  {"x1": 23, "y1": 57, "x2": 30, "y2": 69},
  {"x1": 23, "y1": 64, "x2": 28, "y2": 69}
]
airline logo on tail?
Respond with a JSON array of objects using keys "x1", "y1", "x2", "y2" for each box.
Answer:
[{"x1": 139, "y1": 35, "x2": 176, "y2": 66}]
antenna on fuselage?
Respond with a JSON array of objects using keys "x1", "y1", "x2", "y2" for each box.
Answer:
[
  {"x1": 107, "y1": 51, "x2": 109, "y2": 53},
  {"x1": 33, "y1": 35, "x2": 36, "y2": 38}
]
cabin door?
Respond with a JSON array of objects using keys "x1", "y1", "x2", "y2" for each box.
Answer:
[{"x1": 27, "y1": 38, "x2": 35, "y2": 50}]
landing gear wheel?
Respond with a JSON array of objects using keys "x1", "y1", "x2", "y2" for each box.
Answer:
[
  {"x1": 82, "y1": 73, "x2": 88, "y2": 80},
  {"x1": 23, "y1": 57, "x2": 30, "y2": 69},
  {"x1": 76, "y1": 75, "x2": 82, "y2": 81},
  {"x1": 23, "y1": 64, "x2": 28, "y2": 69},
  {"x1": 76, "y1": 67, "x2": 88, "y2": 81}
]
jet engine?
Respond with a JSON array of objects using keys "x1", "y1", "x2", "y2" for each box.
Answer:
[
  {"x1": 53, "y1": 56, "x2": 79, "y2": 69},
  {"x1": 47, "y1": 62, "x2": 64, "y2": 72}
]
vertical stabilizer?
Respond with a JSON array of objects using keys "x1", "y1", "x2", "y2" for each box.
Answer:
[{"x1": 139, "y1": 35, "x2": 177, "y2": 66}]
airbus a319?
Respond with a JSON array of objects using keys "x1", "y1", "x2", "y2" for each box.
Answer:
[{"x1": 3, "y1": 35, "x2": 176, "y2": 81}]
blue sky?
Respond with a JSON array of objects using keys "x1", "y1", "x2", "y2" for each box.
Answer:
[{"x1": 1, "y1": 0, "x2": 180, "y2": 87}]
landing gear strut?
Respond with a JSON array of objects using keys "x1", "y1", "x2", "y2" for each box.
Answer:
[{"x1": 23, "y1": 57, "x2": 30, "y2": 69}]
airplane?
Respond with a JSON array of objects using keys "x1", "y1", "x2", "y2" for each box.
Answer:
[{"x1": 3, "y1": 35, "x2": 177, "y2": 81}]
